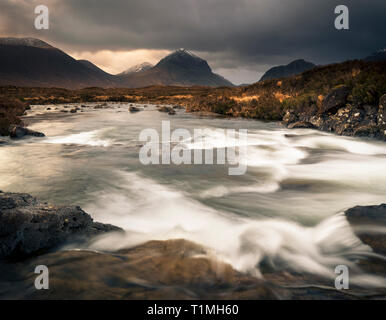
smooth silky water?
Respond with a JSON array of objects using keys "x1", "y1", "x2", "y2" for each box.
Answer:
[{"x1": 1, "y1": 103, "x2": 386, "y2": 288}]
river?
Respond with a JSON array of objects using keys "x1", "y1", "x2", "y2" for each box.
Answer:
[{"x1": 1, "y1": 102, "x2": 386, "y2": 289}]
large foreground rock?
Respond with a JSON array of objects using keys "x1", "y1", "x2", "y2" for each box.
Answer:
[
  {"x1": 0, "y1": 192, "x2": 123, "y2": 258},
  {"x1": 0, "y1": 239, "x2": 363, "y2": 300}
]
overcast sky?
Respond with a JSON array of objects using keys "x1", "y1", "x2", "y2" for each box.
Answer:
[{"x1": 0, "y1": 0, "x2": 385, "y2": 84}]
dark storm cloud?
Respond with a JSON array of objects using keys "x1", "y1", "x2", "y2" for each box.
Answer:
[{"x1": 1, "y1": 0, "x2": 385, "y2": 82}]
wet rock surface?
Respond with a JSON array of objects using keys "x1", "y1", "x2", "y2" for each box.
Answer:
[
  {"x1": 9, "y1": 126, "x2": 45, "y2": 139},
  {"x1": 284, "y1": 93, "x2": 386, "y2": 140},
  {"x1": 345, "y1": 204, "x2": 386, "y2": 255},
  {"x1": 0, "y1": 239, "x2": 367, "y2": 300},
  {"x1": 157, "y1": 105, "x2": 173, "y2": 113},
  {"x1": 0, "y1": 192, "x2": 123, "y2": 258},
  {"x1": 129, "y1": 106, "x2": 141, "y2": 112}
]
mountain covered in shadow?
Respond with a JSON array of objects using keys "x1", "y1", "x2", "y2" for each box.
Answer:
[
  {"x1": 0, "y1": 38, "x2": 117, "y2": 89},
  {"x1": 0, "y1": 38, "x2": 233, "y2": 89},
  {"x1": 117, "y1": 49, "x2": 233, "y2": 87},
  {"x1": 260, "y1": 59, "x2": 316, "y2": 81}
]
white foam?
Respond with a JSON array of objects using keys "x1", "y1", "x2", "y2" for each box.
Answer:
[{"x1": 45, "y1": 130, "x2": 111, "y2": 147}]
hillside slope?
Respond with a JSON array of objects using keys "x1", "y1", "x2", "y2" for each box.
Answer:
[{"x1": 260, "y1": 59, "x2": 316, "y2": 81}]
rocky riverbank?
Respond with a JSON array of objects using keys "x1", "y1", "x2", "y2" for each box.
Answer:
[
  {"x1": 0, "y1": 191, "x2": 385, "y2": 299},
  {"x1": 283, "y1": 90, "x2": 386, "y2": 140}
]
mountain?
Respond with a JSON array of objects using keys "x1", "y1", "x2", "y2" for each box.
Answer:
[
  {"x1": 119, "y1": 62, "x2": 153, "y2": 75},
  {"x1": 260, "y1": 59, "x2": 316, "y2": 81},
  {"x1": 0, "y1": 39, "x2": 233, "y2": 88},
  {"x1": 364, "y1": 48, "x2": 386, "y2": 62},
  {"x1": 77, "y1": 59, "x2": 113, "y2": 76},
  {"x1": 0, "y1": 37, "x2": 116, "y2": 89},
  {"x1": 118, "y1": 49, "x2": 234, "y2": 87}
]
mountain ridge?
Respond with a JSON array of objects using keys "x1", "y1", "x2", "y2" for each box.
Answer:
[
  {"x1": 0, "y1": 38, "x2": 233, "y2": 89},
  {"x1": 260, "y1": 59, "x2": 316, "y2": 81}
]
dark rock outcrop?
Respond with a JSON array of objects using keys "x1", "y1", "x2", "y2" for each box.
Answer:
[
  {"x1": 345, "y1": 204, "x2": 386, "y2": 255},
  {"x1": 287, "y1": 121, "x2": 316, "y2": 129},
  {"x1": 320, "y1": 86, "x2": 350, "y2": 115},
  {"x1": 0, "y1": 191, "x2": 123, "y2": 258},
  {"x1": 9, "y1": 126, "x2": 45, "y2": 139},
  {"x1": 378, "y1": 94, "x2": 386, "y2": 125},
  {"x1": 284, "y1": 92, "x2": 386, "y2": 141}
]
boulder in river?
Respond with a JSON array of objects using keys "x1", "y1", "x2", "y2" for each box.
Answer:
[
  {"x1": 0, "y1": 191, "x2": 123, "y2": 258},
  {"x1": 157, "y1": 106, "x2": 173, "y2": 113},
  {"x1": 345, "y1": 204, "x2": 386, "y2": 255},
  {"x1": 129, "y1": 106, "x2": 140, "y2": 112},
  {"x1": 9, "y1": 126, "x2": 45, "y2": 139}
]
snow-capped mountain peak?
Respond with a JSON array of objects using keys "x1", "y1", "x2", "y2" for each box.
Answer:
[{"x1": 120, "y1": 62, "x2": 153, "y2": 75}]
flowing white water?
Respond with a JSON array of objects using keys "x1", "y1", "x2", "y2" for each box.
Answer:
[{"x1": 85, "y1": 171, "x2": 386, "y2": 287}]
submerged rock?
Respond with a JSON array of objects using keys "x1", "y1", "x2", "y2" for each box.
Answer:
[
  {"x1": 345, "y1": 204, "x2": 386, "y2": 254},
  {"x1": 157, "y1": 106, "x2": 173, "y2": 113},
  {"x1": 9, "y1": 126, "x2": 45, "y2": 139},
  {"x1": 287, "y1": 121, "x2": 316, "y2": 129},
  {"x1": 0, "y1": 192, "x2": 123, "y2": 258},
  {"x1": 129, "y1": 106, "x2": 140, "y2": 112}
]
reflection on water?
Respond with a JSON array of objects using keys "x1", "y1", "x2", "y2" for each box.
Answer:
[{"x1": 1, "y1": 103, "x2": 386, "y2": 287}]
